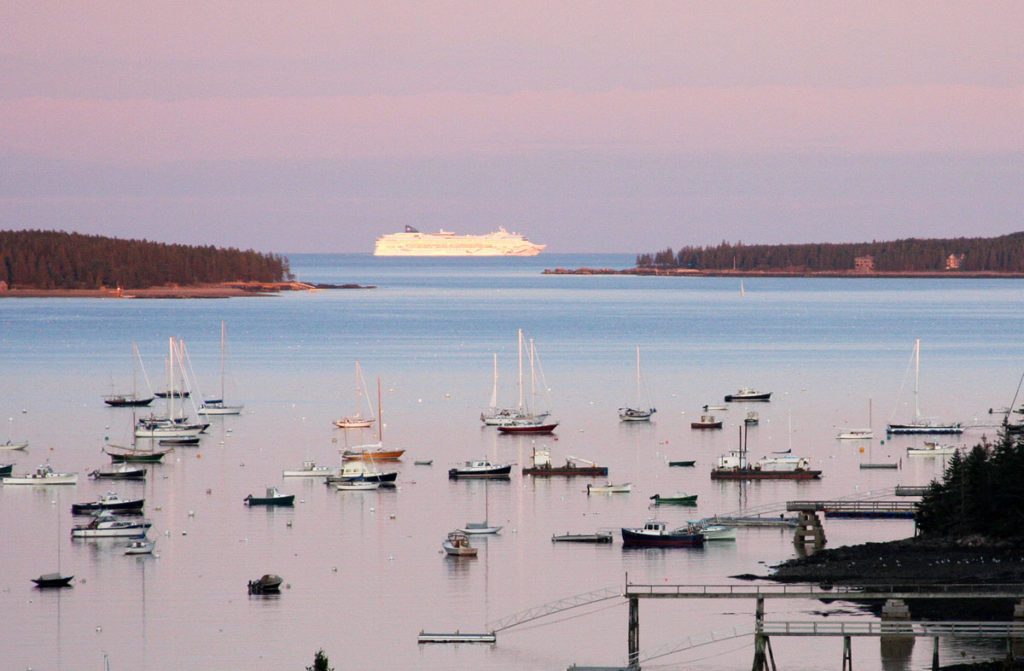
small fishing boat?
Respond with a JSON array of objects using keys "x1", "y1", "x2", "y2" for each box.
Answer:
[
  {"x1": 33, "y1": 572, "x2": 73, "y2": 588},
  {"x1": 71, "y1": 511, "x2": 152, "y2": 538},
  {"x1": 327, "y1": 459, "x2": 398, "y2": 485},
  {"x1": 282, "y1": 460, "x2": 334, "y2": 477},
  {"x1": 907, "y1": 442, "x2": 961, "y2": 456},
  {"x1": 0, "y1": 439, "x2": 29, "y2": 451},
  {"x1": 744, "y1": 411, "x2": 760, "y2": 426},
  {"x1": 689, "y1": 520, "x2": 737, "y2": 541},
  {"x1": 448, "y1": 459, "x2": 512, "y2": 479},
  {"x1": 71, "y1": 492, "x2": 144, "y2": 515},
  {"x1": 442, "y1": 530, "x2": 477, "y2": 557},
  {"x1": 621, "y1": 520, "x2": 705, "y2": 548},
  {"x1": 243, "y1": 487, "x2": 295, "y2": 506},
  {"x1": 88, "y1": 463, "x2": 146, "y2": 480},
  {"x1": 414, "y1": 459, "x2": 433, "y2": 466},
  {"x1": 691, "y1": 414, "x2": 723, "y2": 429},
  {"x1": 248, "y1": 573, "x2": 283, "y2": 594},
  {"x1": 649, "y1": 492, "x2": 698, "y2": 505},
  {"x1": 335, "y1": 480, "x2": 380, "y2": 491},
  {"x1": 2, "y1": 464, "x2": 78, "y2": 485},
  {"x1": 586, "y1": 482, "x2": 631, "y2": 494},
  {"x1": 724, "y1": 388, "x2": 771, "y2": 402},
  {"x1": 158, "y1": 436, "x2": 200, "y2": 446},
  {"x1": 667, "y1": 460, "x2": 696, "y2": 467},
  {"x1": 124, "y1": 538, "x2": 156, "y2": 555},
  {"x1": 551, "y1": 530, "x2": 614, "y2": 543}
]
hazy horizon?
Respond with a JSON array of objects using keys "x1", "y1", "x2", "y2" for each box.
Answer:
[{"x1": 3, "y1": 3, "x2": 1023, "y2": 253}]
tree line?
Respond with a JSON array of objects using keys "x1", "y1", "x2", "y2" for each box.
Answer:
[
  {"x1": 0, "y1": 230, "x2": 292, "y2": 289},
  {"x1": 916, "y1": 427, "x2": 1024, "y2": 538},
  {"x1": 635, "y1": 232, "x2": 1024, "y2": 272}
]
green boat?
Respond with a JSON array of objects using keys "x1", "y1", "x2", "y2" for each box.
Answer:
[{"x1": 650, "y1": 492, "x2": 698, "y2": 505}]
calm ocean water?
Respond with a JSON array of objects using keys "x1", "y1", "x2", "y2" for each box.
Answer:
[{"x1": 2, "y1": 253, "x2": 1023, "y2": 670}]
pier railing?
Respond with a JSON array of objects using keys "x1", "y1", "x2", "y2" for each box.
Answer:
[{"x1": 625, "y1": 583, "x2": 1024, "y2": 599}]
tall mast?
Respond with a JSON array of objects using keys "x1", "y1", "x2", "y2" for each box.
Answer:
[
  {"x1": 914, "y1": 339, "x2": 921, "y2": 421},
  {"x1": 517, "y1": 329, "x2": 524, "y2": 412},
  {"x1": 489, "y1": 353, "x2": 498, "y2": 409},
  {"x1": 529, "y1": 338, "x2": 536, "y2": 415},
  {"x1": 219, "y1": 321, "x2": 227, "y2": 401},
  {"x1": 635, "y1": 345, "x2": 642, "y2": 406}
]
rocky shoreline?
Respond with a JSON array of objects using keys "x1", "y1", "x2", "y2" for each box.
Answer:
[
  {"x1": 543, "y1": 267, "x2": 1024, "y2": 279},
  {"x1": 0, "y1": 281, "x2": 374, "y2": 299},
  {"x1": 752, "y1": 535, "x2": 1024, "y2": 621}
]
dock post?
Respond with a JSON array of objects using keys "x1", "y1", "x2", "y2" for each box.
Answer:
[
  {"x1": 931, "y1": 636, "x2": 939, "y2": 671},
  {"x1": 751, "y1": 596, "x2": 767, "y2": 671},
  {"x1": 842, "y1": 635, "x2": 852, "y2": 671},
  {"x1": 793, "y1": 511, "x2": 825, "y2": 549},
  {"x1": 628, "y1": 596, "x2": 639, "y2": 670},
  {"x1": 881, "y1": 598, "x2": 914, "y2": 661},
  {"x1": 1012, "y1": 598, "x2": 1024, "y2": 657}
]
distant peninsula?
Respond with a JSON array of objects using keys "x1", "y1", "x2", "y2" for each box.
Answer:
[
  {"x1": 545, "y1": 232, "x2": 1024, "y2": 278},
  {"x1": 0, "y1": 230, "x2": 331, "y2": 297}
]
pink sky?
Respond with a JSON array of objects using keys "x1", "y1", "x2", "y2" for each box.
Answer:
[{"x1": 2, "y1": 2, "x2": 1023, "y2": 253}]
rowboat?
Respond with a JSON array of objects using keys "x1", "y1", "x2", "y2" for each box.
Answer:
[
  {"x1": 650, "y1": 492, "x2": 698, "y2": 505},
  {"x1": 586, "y1": 482, "x2": 631, "y2": 494}
]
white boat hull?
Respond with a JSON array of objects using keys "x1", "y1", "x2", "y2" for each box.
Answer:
[{"x1": 3, "y1": 473, "x2": 77, "y2": 485}]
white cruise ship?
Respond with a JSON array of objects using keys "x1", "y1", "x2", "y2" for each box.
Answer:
[{"x1": 373, "y1": 226, "x2": 545, "y2": 256}]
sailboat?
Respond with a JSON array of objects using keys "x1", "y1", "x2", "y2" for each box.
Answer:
[
  {"x1": 482, "y1": 330, "x2": 552, "y2": 427},
  {"x1": 135, "y1": 338, "x2": 208, "y2": 438},
  {"x1": 886, "y1": 339, "x2": 963, "y2": 435},
  {"x1": 198, "y1": 321, "x2": 243, "y2": 415},
  {"x1": 334, "y1": 361, "x2": 376, "y2": 428},
  {"x1": 838, "y1": 398, "x2": 874, "y2": 439},
  {"x1": 458, "y1": 479, "x2": 502, "y2": 534},
  {"x1": 497, "y1": 334, "x2": 559, "y2": 434},
  {"x1": 1, "y1": 416, "x2": 28, "y2": 450},
  {"x1": 340, "y1": 377, "x2": 406, "y2": 461},
  {"x1": 33, "y1": 492, "x2": 73, "y2": 587},
  {"x1": 103, "y1": 342, "x2": 154, "y2": 407},
  {"x1": 618, "y1": 345, "x2": 656, "y2": 422},
  {"x1": 106, "y1": 410, "x2": 173, "y2": 462}
]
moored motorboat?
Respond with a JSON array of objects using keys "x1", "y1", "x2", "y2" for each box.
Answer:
[
  {"x1": 244, "y1": 487, "x2": 295, "y2": 506},
  {"x1": 2, "y1": 464, "x2": 78, "y2": 485},
  {"x1": 32, "y1": 572, "x2": 73, "y2": 588},
  {"x1": 282, "y1": 460, "x2": 334, "y2": 477},
  {"x1": 551, "y1": 530, "x2": 614, "y2": 543},
  {"x1": 248, "y1": 573, "x2": 283, "y2": 594},
  {"x1": 89, "y1": 463, "x2": 147, "y2": 480},
  {"x1": 448, "y1": 459, "x2": 512, "y2": 479},
  {"x1": 906, "y1": 442, "x2": 961, "y2": 456},
  {"x1": 691, "y1": 414, "x2": 723, "y2": 429},
  {"x1": 442, "y1": 530, "x2": 477, "y2": 557},
  {"x1": 335, "y1": 480, "x2": 380, "y2": 491},
  {"x1": 326, "y1": 459, "x2": 398, "y2": 485},
  {"x1": 0, "y1": 439, "x2": 29, "y2": 451},
  {"x1": 724, "y1": 388, "x2": 771, "y2": 402},
  {"x1": 124, "y1": 538, "x2": 156, "y2": 554},
  {"x1": 71, "y1": 511, "x2": 152, "y2": 538},
  {"x1": 689, "y1": 520, "x2": 737, "y2": 541},
  {"x1": 744, "y1": 411, "x2": 760, "y2": 426},
  {"x1": 586, "y1": 482, "x2": 631, "y2": 494},
  {"x1": 667, "y1": 460, "x2": 696, "y2": 467},
  {"x1": 621, "y1": 520, "x2": 704, "y2": 548},
  {"x1": 650, "y1": 492, "x2": 698, "y2": 505},
  {"x1": 0, "y1": 463, "x2": 12, "y2": 477},
  {"x1": 837, "y1": 428, "x2": 873, "y2": 440},
  {"x1": 71, "y1": 492, "x2": 144, "y2": 515}
]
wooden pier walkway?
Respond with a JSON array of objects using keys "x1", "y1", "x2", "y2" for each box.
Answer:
[{"x1": 786, "y1": 499, "x2": 917, "y2": 518}]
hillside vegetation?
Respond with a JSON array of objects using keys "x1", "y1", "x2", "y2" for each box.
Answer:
[
  {"x1": 0, "y1": 230, "x2": 291, "y2": 289},
  {"x1": 637, "y1": 232, "x2": 1024, "y2": 272}
]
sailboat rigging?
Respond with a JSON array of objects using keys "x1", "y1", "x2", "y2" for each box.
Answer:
[
  {"x1": 334, "y1": 361, "x2": 376, "y2": 429},
  {"x1": 103, "y1": 342, "x2": 154, "y2": 407},
  {"x1": 32, "y1": 492, "x2": 73, "y2": 587},
  {"x1": 340, "y1": 377, "x2": 405, "y2": 461},
  {"x1": 459, "y1": 479, "x2": 502, "y2": 534},
  {"x1": 618, "y1": 345, "x2": 656, "y2": 422},
  {"x1": 886, "y1": 339, "x2": 963, "y2": 435},
  {"x1": 198, "y1": 321, "x2": 243, "y2": 415}
]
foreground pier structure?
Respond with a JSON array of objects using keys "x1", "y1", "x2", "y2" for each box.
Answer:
[{"x1": 621, "y1": 583, "x2": 1024, "y2": 671}]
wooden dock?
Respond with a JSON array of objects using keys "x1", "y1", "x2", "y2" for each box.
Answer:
[{"x1": 786, "y1": 500, "x2": 917, "y2": 518}]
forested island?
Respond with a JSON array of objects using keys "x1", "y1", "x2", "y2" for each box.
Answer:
[
  {"x1": 769, "y1": 426, "x2": 1024, "y2": 599},
  {"x1": 0, "y1": 230, "x2": 293, "y2": 294},
  {"x1": 635, "y1": 232, "x2": 1024, "y2": 274}
]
